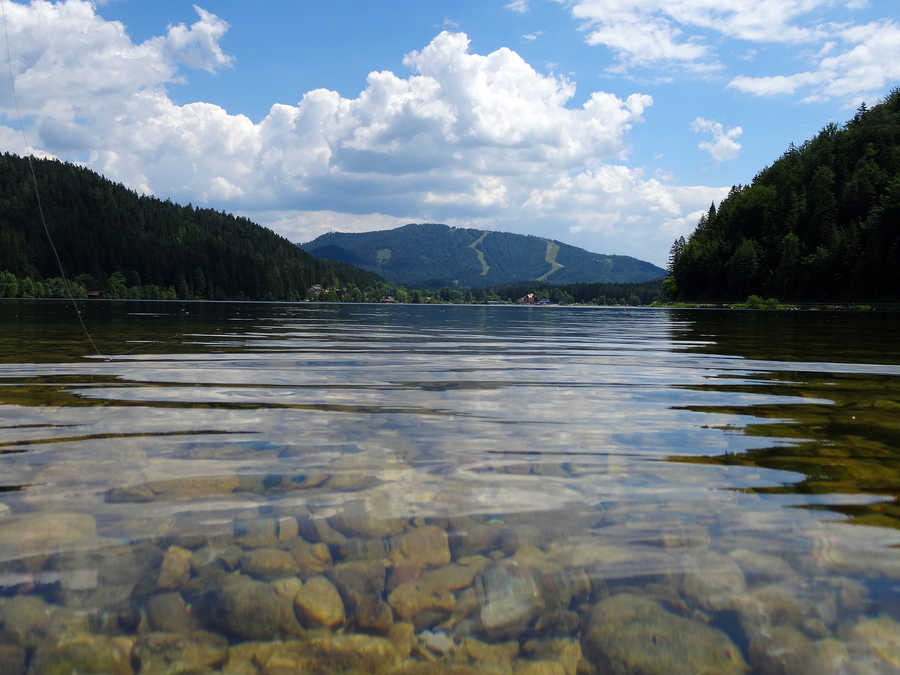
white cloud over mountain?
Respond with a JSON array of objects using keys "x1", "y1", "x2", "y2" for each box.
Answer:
[{"x1": 0, "y1": 0, "x2": 729, "y2": 265}]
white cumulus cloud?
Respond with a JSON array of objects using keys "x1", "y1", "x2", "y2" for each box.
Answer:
[
  {"x1": 0, "y1": 1, "x2": 730, "y2": 266},
  {"x1": 690, "y1": 117, "x2": 743, "y2": 162},
  {"x1": 729, "y1": 20, "x2": 900, "y2": 101}
]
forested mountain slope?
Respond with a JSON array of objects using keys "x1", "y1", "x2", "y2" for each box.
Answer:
[
  {"x1": 0, "y1": 154, "x2": 381, "y2": 300},
  {"x1": 302, "y1": 223, "x2": 665, "y2": 288},
  {"x1": 670, "y1": 88, "x2": 900, "y2": 301}
]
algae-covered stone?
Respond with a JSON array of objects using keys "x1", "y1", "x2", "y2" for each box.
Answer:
[
  {"x1": 147, "y1": 591, "x2": 197, "y2": 633},
  {"x1": 27, "y1": 634, "x2": 134, "y2": 675},
  {"x1": 290, "y1": 538, "x2": 332, "y2": 577},
  {"x1": 239, "y1": 547, "x2": 300, "y2": 580},
  {"x1": 132, "y1": 631, "x2": 228, "y2": 675},
  {"x1": 328, "y1": 559, "x2": 386, "y2": 614},
  {"x1": 0, "y1": 595, "x2": 89, "y2": 649},
  {"x1": 584, "y1": 593, "x2": 748, "y2": 675},
  {"x1": 476, "y1": 561, "x2": 543, "y2": 637},
  {"x1": 522, "y1": 638, "x2": 582, "y2": 675},
  {"x1": 246, "y1": 633, "x2": 400, "y2": 673},
  {"x1": 157, "y1": 545, "x2": 192, "y2": 590},
  {"x1": 678, "y1": 551, "x2": 747, "y2": 612},
  {"x1": 732, "y1": 583, "x2": 816, "y2": 641},
  {"x1": 294, "y1": 576, "x2": 345, "y2": 628},
  {"x1": 513, "y1": 661, "x2": 566, "y2": 675},
  {"x1": 390, "y1": 526, "x2": 451, "y2": 568},
  {"x1": 455, "y1": 637, "x2": 520, "y2": 669},
  {"x1": 206, "y1": 573, "x2": 283, "y2": 640},
  {"x1": 389, "y1": 580, "x2": 456, "y2": 625},
  {"x1": 749, "y1": 624, "x2": 821, "y2": 675},
  {"x1": 357, "y1": 598, "x2": 394, "y2": 634},
  {"x1": 420, "y1": 557, "x2": 490, "y2": 594}
]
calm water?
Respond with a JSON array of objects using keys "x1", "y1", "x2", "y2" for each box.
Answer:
[{"x1": 0, "y1": 300, "x2": 899, "y2": 674}]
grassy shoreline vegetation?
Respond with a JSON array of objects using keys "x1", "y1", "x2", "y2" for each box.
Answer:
[{"x1": 667, "y1": 88, "x2": 900, "y2": 304}]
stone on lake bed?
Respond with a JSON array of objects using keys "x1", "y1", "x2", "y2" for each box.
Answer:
[
  {"x1": 678, "y1": 551, "x2": 747, "y2": 612},
  {"x1": 390, "y1": 526, "x2": 451, "y2": 569},
  {"x1": 27, "y1": 633, "x2": 134, "y2": 675},
  {"x1": 583, "y1": 593, "x2": 748, "y2": 675},
  {"x1": 388, "y1": 580, "x2": 456, "y2": 624},
  {"x1": 156, "y1": 545, "x2": 192, "y2": 590},
  {"x1": 294, "y1": 576, "x2": 345, "y2": 628},
  {"x1": 238, "y1": 547, "x2": 299, "y2": 580},
  {"x1": 147, "y1": 591, "x2": 197, "y2": 633},
  {"x1": 330, "y1": 499, "x2": 406, "y2": 538},
  {"x1": 131, "y1": 631, "x2": 228, "y2": 675},
  {"x1": 290, "y1": 538, "x2": 333, "y2": 576},
  {"x1": 205, "y1": 574, "x2": 284, "y2": 641},
  {"x1": 475, "y1": 561, "x2": 543, "y2": 637}
]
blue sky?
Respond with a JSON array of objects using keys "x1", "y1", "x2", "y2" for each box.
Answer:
[{"x1": 1, "y1": 0, "x2": 898, "y2": 266}]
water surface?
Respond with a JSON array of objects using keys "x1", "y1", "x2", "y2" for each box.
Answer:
[{"x1": 0, "y1": 300, "x2": 898, "y2": 674}]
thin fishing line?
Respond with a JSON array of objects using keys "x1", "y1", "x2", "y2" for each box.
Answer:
[{"x1": 0, "y1": 0, "x2": 105, "y2": 360}]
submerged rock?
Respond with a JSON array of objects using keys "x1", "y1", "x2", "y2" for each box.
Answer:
[
  {"x1": 678, "y1": 551, "x2": 747, "y2": 612},
  {"x1": 294, "y1": 576, "x2": 345, "y2": 628},
  {"x1": 521, "y1": 638, "x2": 583, "y2": 675},
  {"x1": 229, "y1": 633, "x2": 400, "y2": 673},
  {"x1": 147, "y1": 592, "x2": 197, "y2": 633},
  {"x1": 204, "y1": 573, "x2": 283, "y2": 641},
  {"x1": 238, "y1": 547, "x2": 299, "y2": 580},
  {"x1": 389, "y1": 580, "x2": 456, "y2": 628},
  {"x1": 156, "y1": 545, "x2": 192, "y2": 590},
  {"x1": 27, "y1": 634, "x2": 134, "y2": 675},
  {"x1": 330, "y1": 500, "x2": 406, "y2": 539},
  {"x1": 0, "y1": 595, "x2": 89, "y2": 650},
  {"x1": 132, "y1": 630, "x2": 228, "y2": 675},
  {"x1": 390, "y1": 526, "x2": 451, "y2": 569},
  {"x1": 290, "y1": 538, "x2": 333, "y2": 577},
  {"x1": 583, "y1": 593, "x2": 748, "y2": 675},
  {"x1": 475, "y1": 561, "x2": 543, "y2": 638},
  {"x1": 748, "y1": 624, "x2": 823, "y2": 675}
]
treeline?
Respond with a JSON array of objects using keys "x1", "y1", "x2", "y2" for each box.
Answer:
[
  {"x1": 0, "y1": 154, "x2": 383, "y2": 301},
  {"x1": 0, "y1": 270, "x2": 177, "y2": 300},
  {"x1": 669, "y1": 88, "x2": 900, "y2": 301},
  {"x1": 380, "y1": 278, "x2": 663, "y2": 305}
]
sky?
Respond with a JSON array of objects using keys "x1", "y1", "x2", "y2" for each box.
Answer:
[{"x1": 0, "y1": 1, "x2": 897, "y2": 267}]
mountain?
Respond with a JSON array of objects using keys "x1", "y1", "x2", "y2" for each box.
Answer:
[
  {"x1": 670, "y1": 88, "x2": 900, "y2": 301},
  {"x1": 0, "y1": 153, "x2": 383, "y2": 300},
  {"x1": 301, "y1": 223, "x2": 666, "y2": 288}
]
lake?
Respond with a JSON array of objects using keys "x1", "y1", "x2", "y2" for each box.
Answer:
[{"x1": 0, "y1": 300, "x2": 899, "y2": 674}]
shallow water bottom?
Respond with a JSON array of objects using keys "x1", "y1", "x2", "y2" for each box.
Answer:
[
  {"x1": 2, "y1": 301, "x2": 900, "y2": 673},
  {"x1": 2, "y1": 467, "x2": 900, "y2": 675}
]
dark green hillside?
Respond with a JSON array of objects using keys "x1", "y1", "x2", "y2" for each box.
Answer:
[
  {"x1": 302, "y1": 223, "x2": 665, "y2": 288},
  {"x1": 670, "y1": 88, "x2": 900, "y2": 301},
  {"x1": 0, "y1": 153, "x2": 382, "y2": 300}
]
